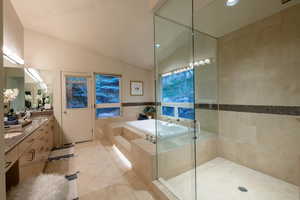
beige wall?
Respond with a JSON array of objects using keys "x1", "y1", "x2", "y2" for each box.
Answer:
[
  {"x1": 4, "y1": 0, "x2": 24, "y2": 59},
  {"x1": 218, "y1": 4, "x2": 300, "y2": 185},
  {"x1": 0, "y1": 0, "x2": 6, "y2": 197},
  {"x1": 24, "y1": 29, "x2": 155, "y2": 145}
]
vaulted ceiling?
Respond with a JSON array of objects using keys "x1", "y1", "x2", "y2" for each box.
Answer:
[
  {"x1": 11, "y1": 0, "x2": 299, "y2": 70},
  {"x1": 11, "y1": 0, "x2": 155, "y2": 69}
]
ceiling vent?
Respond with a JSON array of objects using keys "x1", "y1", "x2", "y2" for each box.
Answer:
[{"x1": 282, "y1": 0, "x2": 292, "y2": 4}]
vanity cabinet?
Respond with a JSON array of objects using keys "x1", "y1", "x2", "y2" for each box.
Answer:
[
  {"x1": 19, "y1": 119, "x2": 54, "y2": 181},
  {"x1": 5, "y1": 117, "x2": 54, "y2": 183}
]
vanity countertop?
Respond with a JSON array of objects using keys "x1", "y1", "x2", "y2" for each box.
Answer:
[{"x1": 4, "y1": 116, "x2": 52, "y2": 154}]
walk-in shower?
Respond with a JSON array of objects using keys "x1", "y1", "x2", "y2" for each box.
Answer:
[{"x1": 154, "y1": 0, "x2": 300, "y2": 199}]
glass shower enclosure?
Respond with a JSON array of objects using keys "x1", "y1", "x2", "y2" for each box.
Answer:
[
  {"x1": 154, "y1": 0, "x2": 300, "y2": 200},
  {"x1": 154, "y1": 0, "x2": 218, "y2": 199}
]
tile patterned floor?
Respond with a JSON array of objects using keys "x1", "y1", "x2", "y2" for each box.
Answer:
[
  {"x1": 74, "y1": 140, "x2": 156, "y2": 200},
  {"x1": 167, "y1": 157, "x2": 299, "y2": 200}
]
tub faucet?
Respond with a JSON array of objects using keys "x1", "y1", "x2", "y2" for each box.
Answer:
[
  {"x1": 196, "y1": 121, "x2": 201, "y2": 134},
  {"x1": 165, "y1": 118, "x2": 172, "y2": 124}
]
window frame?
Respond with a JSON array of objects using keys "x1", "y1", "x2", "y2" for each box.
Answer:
[
  {"x1": 161, "y1": 103, "x2": 194, "y2": 120},
  {"x1": 161, "y1": 105, "x2": 176, "y2": 117},
  {"x1": 94, "y1": 73, "x2": 122, "y2": 119}
]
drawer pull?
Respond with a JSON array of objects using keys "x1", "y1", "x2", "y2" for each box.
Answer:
[{"x1": 28, "y1": 149, "x2": 36, "y2": 161}]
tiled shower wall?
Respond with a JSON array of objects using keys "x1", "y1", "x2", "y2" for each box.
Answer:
[{"x1": 218, "y1": 4, "x2": 300, "y2": 185}]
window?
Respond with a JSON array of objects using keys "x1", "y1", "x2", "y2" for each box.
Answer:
[
  {"x1": 95, "y1": 74, "x2": 121, "y2": 118},
  {"x1": 66, "y1": 77, "x2": 88, "y2": 109},
  {"x1": 178, "y1": 107, "x2": 195, "y2": 120},
  {"x1": 161, "y1": 69, "x2": 195, "y2": 120},
  {"x1": 162, "y1": 106, "x2": 175, "y2": 117},
  {"x1": 161, "y1": 69, "x2": 194, "y2": 103},
  {"x1": 96, "y1": 107, "x2": 121, "y2": 118}
]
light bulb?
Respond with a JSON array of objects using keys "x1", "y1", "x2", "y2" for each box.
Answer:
[
  {"x1": 204, "y1": 59, "x2": 211, "y2": 64},
  {"x1": 226, "y1": 0, "x2": 239, "y2": 7}
]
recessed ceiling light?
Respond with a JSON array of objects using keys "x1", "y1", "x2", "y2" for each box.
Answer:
[{"x1": 226, "y1": 0, "x2": 239, "y2": 6}]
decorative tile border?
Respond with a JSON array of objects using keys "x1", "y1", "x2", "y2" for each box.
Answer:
[
  {"x1": 127, "y1": 102, "x2": 300, "y2": 116},
  {"x1": 196, "y1": 103, "x2": 300, "y2": 116},
  {"x1": 195, "y1": 103, "x2": 218, "y2": 110}
]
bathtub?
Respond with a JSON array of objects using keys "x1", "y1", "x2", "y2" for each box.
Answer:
[{"x1": 124, "y1": 119, "x2": 194, "y2": 140}]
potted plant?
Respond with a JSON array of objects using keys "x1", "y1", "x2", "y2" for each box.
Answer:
[
  {"x1": 143, "y1": 106, "x2": 156, "y2": 119},
  {"x1": 3, "y1": 88, "x2": 19, "y2": 114}
]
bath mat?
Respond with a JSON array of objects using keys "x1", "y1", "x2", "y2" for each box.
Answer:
[
  {"x1": 7, "y1": 174, "x2": 69, "y2": 200},
  {"x1": 66, "y1": 172, "x2": 79, "y2": 200},
  {"x1": 52, "y1": 144, "x2": 75, "y2": 151},
  {"x1": 48, "y1": 146, "x2": 75, "y2": 161}
]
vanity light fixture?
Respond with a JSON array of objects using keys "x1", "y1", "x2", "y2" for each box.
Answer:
[
  {"x1": 25, "y1": 68, "x2": 48, "y2": 92},
  {"x1": 161, "y1": 58, "x2": 212, "y2": 77},
  {"x1": 199, "y1": 60, "x2": 205, "y2": 65},
  {"x1": 204, "y1": 58, "x2": 211, "y2": 64},
  {"x1": 161, "y1": 66, "x2": 193, "y2": 77},
  {"x1": 3, "y1": 55, "x2": 17, "y2": 64},
  {"x1": 25, "y1": 68, "x2": 39, "y2": 83},
  {"x1": 2, "y1": 46, "x2": 25, "y2": 65},
  {"x1": 226, "y1": 0, "x2": 240, "y2": 7},
  {"x1": 155, "y1": 44, "x2": 161, "y2": 48},
  {"x1": 27, "y1": 68, "x2": 43, "y2": 83}
]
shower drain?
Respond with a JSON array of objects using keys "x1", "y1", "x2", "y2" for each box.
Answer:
[{"x1": 238, "y1": 186, "x2": 248, "y2": 192}]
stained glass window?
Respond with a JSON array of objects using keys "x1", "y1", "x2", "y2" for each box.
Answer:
[
  {"x1": 95, "y1": 74, "x2": 120, "y2": 104},
  {"x1": 66, "y1": 77, "x2": 88, "y2": 109},
  {"x1": 95, "y1": 74, "x2": 121, "y2": 118}
]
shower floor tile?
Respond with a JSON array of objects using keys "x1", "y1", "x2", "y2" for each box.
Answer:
[{"x1": 166, "y1": 157, "x2": 299, "y2": 200}]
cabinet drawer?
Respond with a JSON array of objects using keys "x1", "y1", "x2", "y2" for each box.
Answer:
[
  {"x1": 5, "y1": 147, "x2": 19, "y2": 172},
  {"x1": 19, "y1": 162, "x2": 45, "y2": 182},
  {"x1": 19, "y1": 140, "x2": 40, "y2": 167},
  {"x1": 18, "y1": 134, "x2": 36, "y2": 154}
]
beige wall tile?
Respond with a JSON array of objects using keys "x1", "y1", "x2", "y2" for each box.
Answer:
[
  {"x1": 196, "y1": 109, "x2": 218, "y2": 134},
  {"x1": 219, "y1": 4, "x2": 300, "y2": 106},
  {"x1": 218, "y1": 111, "x2": 300, "y2": 185},
  {"x1": 217, "y1": 4, "x2": 300, "y2": 186}
]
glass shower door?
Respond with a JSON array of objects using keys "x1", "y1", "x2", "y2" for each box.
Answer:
[
  {"x1": 154, "y1": 10, "x2": 197, "y2": 200},
  {"x1": 193, "y1": 30, "x2": 219, "y2": 200}
]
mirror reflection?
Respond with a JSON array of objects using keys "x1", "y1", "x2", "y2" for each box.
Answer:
[{"x1": 3, "y1": 66, "x2": 54, "y2": 122}]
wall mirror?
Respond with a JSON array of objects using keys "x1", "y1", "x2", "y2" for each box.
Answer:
[{"x1": 3, "y1": 65, "x2": 54, "y2": 114}]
